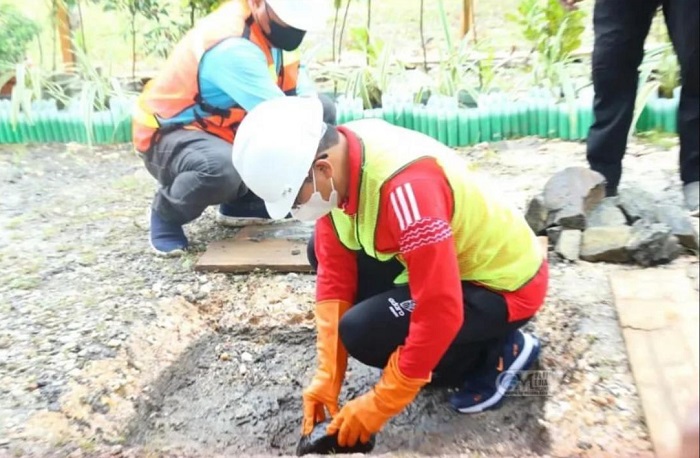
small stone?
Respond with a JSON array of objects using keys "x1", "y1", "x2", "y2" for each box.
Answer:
[
  {"x1": 219, "y1": 352, "x2": 231, "y2": 361},
  {"x1": 241, "y1": 352, "x2": 253, "y2": 362},
  {"x1": 654, "y1": 204, "x2": 699, "y2": 250},
  {"x1": 555, "y1": 230, "x2": 582, "y2": 261},
  {"x1": 591, "y1": 395, "x2": 610, "y2": 407},
  {"x1": 580, "y1": 226, "x2": 632, "y2": 263},
  {"x1": 0, "y1": 335, "x2": 12, "y2": 349},
  {"x1": 546, "y1": 226, "x2": 563, "y2": 246},
  {"x1": 618, "y1": 187, "x2": 657, "y2": 223},
  {"x1": 587, "y1": 197, "x2": 627, "y2": 228},
  {"x1": 239, "y1": 364, "x2": 247, "y2": 375},
  {"x1": 525, "y1": 195, "x2": 549, "y2": 235},
  {"x1": 626, "y1": 219, "x2": 682, "y2": 267},
  {"x1": 577, "y1": 440, "x2": 592, "y2": 450},
  {"x1": 543, "y1": 167, "x2": 607, "y2": 230},
  {"x1": 107, "y1": 339, "x2": 121, "y2": 348}
]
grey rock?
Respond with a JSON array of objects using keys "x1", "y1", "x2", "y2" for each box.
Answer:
[
  {"x1": 654, "y1": 204, "x2": 699, "y2": 250},
  {"x1": 524, "y1": 195, "x2": 549, "y2": 235},
  {"x1": 546, "y1": 226, "x2": 563, "y2": 247},
  {"x1": 626, "y1": 220, "x2": 682, "y2": 267},
  {"x1": 556, "y1": 230, "x2": 582, "y2": 261},
  {"x1": 587, "y1": 197, "x2": 627, "y2": 228},
  {"x1": 580, "y1": 227, "x2": 632, "y2": 263},
  {"x1": 617, "y1": 187, "x2": 657, "y2": 223},
  {"x1": 543, "y1": 167, "x2": 607, "y2": 230}
]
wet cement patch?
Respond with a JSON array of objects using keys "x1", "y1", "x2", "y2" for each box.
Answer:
[{"x1": 126, "y1": 325, "x2": 550, "y2": 456}]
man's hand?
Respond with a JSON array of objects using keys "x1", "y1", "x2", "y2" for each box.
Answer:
[
  {"x1": 300, "y1": 300, "x2": 352, "y2": 435},
  {"x1": 327, "y1": 347, "x2": 430, "y2": 447},
  {"x1": 302, "y1": 377, "x2": 341, "y2": 435}
]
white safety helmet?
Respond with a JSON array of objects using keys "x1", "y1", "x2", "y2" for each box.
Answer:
[
  {"x1": 266, "y1": 0, "x2": 330, "y2": 31},
  {"x1": 232, "y1": 96, "x2": 326, "y2": 219}
]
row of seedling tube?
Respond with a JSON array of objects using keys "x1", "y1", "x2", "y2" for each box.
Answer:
[{"x1": 0, "y1": 92, "x2": 680, "y2": 146}]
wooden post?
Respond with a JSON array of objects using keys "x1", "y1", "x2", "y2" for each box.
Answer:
[
  {"x1": 55, "y1": 0, "x2": 75, "y2": 68},
  {"x1": 461, "y1": 0, "x2": 474, "y2": 37}
]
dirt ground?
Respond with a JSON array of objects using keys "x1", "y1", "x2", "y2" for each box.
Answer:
[{"x1": 1, "y1": 136, "x2": 698, "y2": 457}]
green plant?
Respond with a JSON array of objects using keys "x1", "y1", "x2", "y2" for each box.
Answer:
[
  {"x1": 0, "y1": 3, "x2": 41, "y2": 66},
  {"x1": 656, "y1": 44, "x2": 680, "y2": 98},
  {"x1": 506, "y1": 0, "x2": 585, "y2": 97}
]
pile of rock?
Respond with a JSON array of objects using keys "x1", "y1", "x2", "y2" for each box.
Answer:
[{"x1": 526, "y1": 167, "x2": 699, "y2": 267}]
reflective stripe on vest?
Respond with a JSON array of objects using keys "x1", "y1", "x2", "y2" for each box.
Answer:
[
  {"x1": 329, "y1": 119, "x2": 543, "y2": 292},
  {"x1": 131, "y1": 0, "x2": 300, "y2": 153}
]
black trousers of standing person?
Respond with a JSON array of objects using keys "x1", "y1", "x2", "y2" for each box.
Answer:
[
  {"x1": 586, "y1": 0, "x2": 699, "y2": 195},
  {"x1": 306, "y1": 235, "x2": 532, "y2": 387},
  {"x1": 142, "y1": 95, "x2": 337, "y2": 225}
]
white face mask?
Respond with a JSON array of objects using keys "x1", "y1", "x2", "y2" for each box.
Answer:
[{"x1": 292, "y1": 170, "x2": 338, "y2": 222}]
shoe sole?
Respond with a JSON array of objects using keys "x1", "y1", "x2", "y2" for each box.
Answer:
[
  {"x1": 149, "y1": 240, "x2": 187, "y2": 258},
  {"x1": 215, "y1": 212, "x2": 282, "y2": 227},
  {"x1": 455, "y1": 333, "x2": 541, "y2": 414}
]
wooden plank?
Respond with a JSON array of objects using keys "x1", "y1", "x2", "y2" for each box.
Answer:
[
  {"x1": 195, "y1": 237, "x2": 311, "y2": 273},
  {"x1": 195, "y1": 222, "x2": 314, "y2": 274},
  {"x1": 610, "y1": 268, "x2": 700, "y2": 458}
]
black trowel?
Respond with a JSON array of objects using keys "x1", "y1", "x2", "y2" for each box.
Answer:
[{"x1": 296, "y1": 420, "x2": 376, "y2": 456}]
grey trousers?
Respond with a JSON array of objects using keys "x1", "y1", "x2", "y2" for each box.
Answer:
[{"x1": 142, "y1": 94, "x2": 337, "y2": 225}]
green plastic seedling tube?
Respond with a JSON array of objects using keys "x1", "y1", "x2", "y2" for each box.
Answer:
[
  {"x1": 506, "y1": 106, "x2": 518, "y2": 138},
  {"x1": 536, "y1": 101, "x2": 548, "y2": 138},
  {"x1": 635, "y1": 105, "x2": 650, "y2": 133},
  {"x1": 467, "y1": 109, "x2": 480, "y2": 144},
  {"x1": 102, "y1": 112, "x2": 114, "y2": 143},
  {"x1": 46, "y1": 113, "x2": 58, "y2": 142},
  {"x1": 457, "y1": 110, "x2": 469, "y2": 146},
  {"x1": 427, "y1": 108, "x2": 438, "y2": 140},
  {"x1": 0, "y1": 114, "x2": 8, "y2": 143},
  {"x1": 518, "y1": 104, "x2": 529, "y2": 137},
  {"x1": 649, "y1": 98, "x2": 663, "y2": 131},
  {"x1": 420, "y1": 108, "x2": 430, "y2": 135},
  {"x1": 662, "y1": 98, "x2": 677, "y2": 133},
  {"x1": 479, "y1": 108, "x2": 492, "y2": 144},
  {"x1": 336, "y1": 105, "x2": 345, "y2": 125},
  {"x1": 446, "y1": 109, "x2": 459, "y2": 147},
  {"x1": 579, "y1": 106, "x2": 592, "y2": 140},
  {"x1": 558, "y1": 105, "x2": 571, "y2": 140},
  {"x1": 402, "y1": 105, "x2": 413, "y2": 130},
  {"x1": 547, "y1": 105, "x2": 558, "y2": 138},
  {"x1": 382, "y1": 104, "x2": 395, "y2": 126},
  {"x1": 436, "y1": 109, "x2": 448, "y2": 145},
  {"x1": 528, "y1": 101, "x2": 538, "y2": 137},
  {"x1": 489, "y1": 106, "x2": 502, "y2": 142},
  {"x1": 34, "y1": 115, "x2": 46, "y2": 143},
  {"x1": 17, "y1": 116, "x2": 30, "y2": 143}
]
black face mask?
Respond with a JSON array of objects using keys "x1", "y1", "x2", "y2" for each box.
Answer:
[{"x1": 264, "y1": 4, "x2": 306, "y2": 51}]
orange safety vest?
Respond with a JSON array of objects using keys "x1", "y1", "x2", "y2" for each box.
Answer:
[{"x1": 132, "y1": 0, "x2": 299, "y2": 153}]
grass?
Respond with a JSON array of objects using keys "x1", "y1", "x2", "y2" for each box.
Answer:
[
  {"x1": 10, "y1": 0, "x2": 584, "y2": 78},
  {"x1": 636, "y1": 130, "x2": 678, "y2": 149}
]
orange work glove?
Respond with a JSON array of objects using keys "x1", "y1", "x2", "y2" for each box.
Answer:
[
  {"x1": 302, "y1": 299, "x2": 352, "y2": 435},
  {"x1": 327, "y1": 346, "x2": 431, "y2": 447}
]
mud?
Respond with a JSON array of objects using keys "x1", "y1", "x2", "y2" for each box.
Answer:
[{"x1": 126, "y1": 325, "x2": 549, "y2": 456}]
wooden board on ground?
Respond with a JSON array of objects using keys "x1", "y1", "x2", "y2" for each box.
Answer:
[
  {"x1": 195, "y1": 222, "x2": 315, "y2": 273},
  {"x1": 610, "y1": 268, "x2": 700, "y2": 458}
]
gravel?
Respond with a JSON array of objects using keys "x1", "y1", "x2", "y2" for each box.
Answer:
[{"x1": 1, "y1": 137, "x2": 696, "y2": 457}]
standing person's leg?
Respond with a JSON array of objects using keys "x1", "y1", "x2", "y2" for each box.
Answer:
[
  {"x1": 586, "y1": 0, "x2": 660, "y2": 196},
  {"x1": 663, "y1": 0, "x2": 699, "y2": 214},
  {"x1": 338, "y1": 261, "x2": 548, "y2": 413},
  {"x1": 144, "y1": 129, "x2": 247, "y2": 255}
]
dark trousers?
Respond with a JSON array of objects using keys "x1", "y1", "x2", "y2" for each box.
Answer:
[
  {"x1": 586, "y1": 0, "x2": 699, "y2": 192},
  {"x1": 306, "y1": 235, "x2": 530, "y2": 387},
  {"x1": 142, "y1": 94, "x2": 337, "y2": 225}
]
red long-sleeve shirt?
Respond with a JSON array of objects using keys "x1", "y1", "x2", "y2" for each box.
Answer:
[
  {"x1": 315, "y1": 127, "x2": 463, "y2": 379},
  {"x1": 315, "y1": 126, "x2": 547, "y2": 379}
]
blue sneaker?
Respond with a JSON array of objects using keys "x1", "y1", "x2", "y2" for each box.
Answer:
[
  {"x1": 216, "y1": 191, "x2": 290, "y2": 227},
  {"x1": 149, "y1": 210, "x2": 188, "y2": 256},
  {"x1": 449, "y1": 330, "x2": 541, "y2": 414}
]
